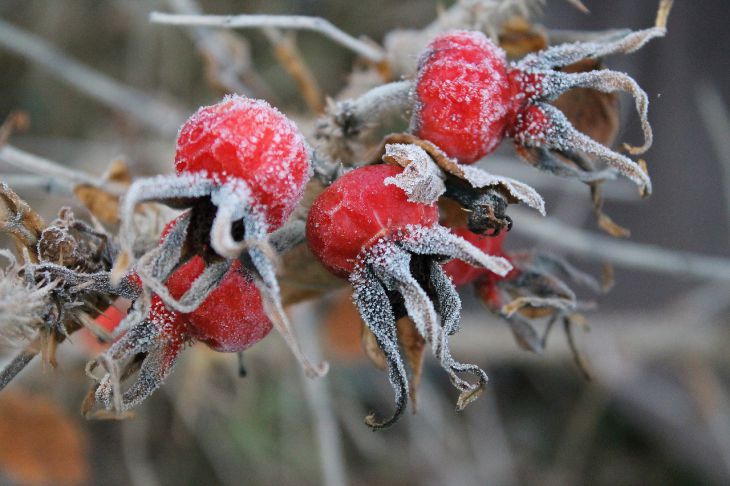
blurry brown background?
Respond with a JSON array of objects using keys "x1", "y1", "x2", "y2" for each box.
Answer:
[{"x1": 0, "y1": 1, "x2": 729, "y2": 485}]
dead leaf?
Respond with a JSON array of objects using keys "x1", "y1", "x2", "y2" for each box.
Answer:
[
  {"x1": 73, "y1": 158, "x2": 131, "y2": 225},
  {"x1": 597, "y1": 211, "x2": 631, "y2": 238},
  {"x1": 564, "y1": 315, "x2": 593, "y2": 381},
  {"x1": 379, "y1": 134, "x2": 545, "y2": 214},
  {"x1": 498, "y1": 17, "x2": 548, "y2": 59},
  {"x1": 552, "y1": 59, "x2": 620, "y2": 148},
  {"x1": 361, "y1": 324, "x2": 387, "y2": 370},
  {"x1": 396, "y1": 318, "x2": 426, "y2": 412},
  {"x1": 0, "y1": 111, "x2": 30, "y2": 147},
  {"x1": 0, "y1": 390, "x2": 89, "y2": 486},
  {"x1": 0, "y1": 183, "x2": 46, "y2": 259},
  {"x1": 601, "y1": 263, "x2": 615, "y2": 292}
]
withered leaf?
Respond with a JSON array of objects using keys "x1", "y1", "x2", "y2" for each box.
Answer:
[
  {"x1": 0, "y1": 182, "x2": 45, "y2": 259},
  {"x1": 504, "y1": 316, "x2": 544, "y2": 353},
  {"x1": 552, "y1": 59, "x2": 620, "y2": 148},
  {"x1": 564, "y1": 315, "x2": 593, "y2": 381},
  {"x1": 498, "y1": 16, "x2": 548, "y2": 60},
  {"x1": 73, "y1": 158, "x2": 131, "y2": 225},
  {"x1": 379, "y1": 134, "x2": 545, "y2": 214},
  {"x1": 396, "y1": 318, "x2": 426, "y2": 412}
]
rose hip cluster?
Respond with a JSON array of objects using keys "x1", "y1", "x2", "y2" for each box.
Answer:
[
  {"x1": 412, "y1": 26, "x2": 664, "y2": 195},
  {"x1": 84, "y1": 12, "x2": 666, "y2": 427}
]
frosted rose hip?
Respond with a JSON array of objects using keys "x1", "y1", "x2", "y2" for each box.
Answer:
[
  {"x1": 175, "y1": 95, "x2": 310, "y2": 229},
  {"x1": 307, "y1": 164, "x2": 439, "y2": 277},
  {"x1": 306, "y1": 163, "x2": 512, "y2": 428},
  {"x1": 411, "y1": 28, "x2": 663, "y2": 194}
]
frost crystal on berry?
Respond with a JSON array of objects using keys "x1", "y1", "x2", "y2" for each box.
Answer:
[
  {"x1": 113, "y1": 95, "x2": 325, "y2": 383},
  {"x1": 308, "y1": 165, "x2": 511, "y2": 428},
  {"x1": 412, "y1": 23, "x2": 668, "y2": 195}
]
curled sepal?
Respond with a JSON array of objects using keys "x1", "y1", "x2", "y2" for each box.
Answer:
[
  {"x1": 381, "y1": 134, "x2": 545, "y2": 215},
  {"x1": 350, "y1": 265, "x2": 409, "y2": 429},
  {"x1": 363, "y1": 239, "x2": 491, "y2": 412},
  {"x1": 117, "y1": 172, "x2": 216, "y2": 270},
  {"x1": 209, "y1": 180, "x2": 269, "y2": 259},
  {"x1": 246, "y1": 233, "x2": 328, "y2": 379},
  {"x1": 398, "y1": 225, "x2": 512, "y2": 277},
  {"x1": 517, "y1": 14, "x2": 670, "y2": 72},
  {"x1": 514, "y1": 103, "x2": 652, "y2": 195},
  {"x1": 427, "y1": 261, "x2": 488, "y2": 407}
]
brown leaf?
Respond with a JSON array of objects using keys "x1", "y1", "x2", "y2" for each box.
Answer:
[
  {"x1": 0, "y1": 390, "x2": 89, "y2": 486},
  {"x1": 601, "y1": 263, "x2": 615, "y2": 292},
  {"x1": 73, "y1": 158, "x2": 131, "y2": 225},
  {"x1": 361, "y1": 324, "x2": 387, "y2": 370},
  {"x1": 591, "y1": 183, "x2": 631, "y2": 238},
  {"x1": 380, "y1": 133, "x2": 544, "y2": 213},
  {"x1": 552, "y1": 59, "x2": 620, "y2": 148},
  {"x1": 597, "y1": 211, "x2": 631, "y2": 238},
  {"x1": 396, "y1": 318, "x2": 426, "y2": 412},
  {"x1": 0, "y1": 182, "x2": 46, "y2": 259},
  {"x1": 498, "y1": 17, "x2": 548, "y2": 59}
]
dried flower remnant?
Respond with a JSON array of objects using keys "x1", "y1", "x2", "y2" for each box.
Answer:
[
  {"x1": 380, "y1": 136, "x2": 545, "y2": 235},
  {"x1": 443, "y1": 226, "x2": 600, "y2": 371},
  {"x1": 91, "y1": 216, "x2": 274, "y2": 414},
  {"x1": 0, "y1": 250, "x2": 50, "y2": 347},
  {"x1": 116, "y1": 94, "x2": 325, "y2": 378},
  {"x1": 307, "y1": 164, "x2": 511, "y2": 428}
]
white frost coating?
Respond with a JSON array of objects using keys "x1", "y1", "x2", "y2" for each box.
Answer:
[
  {"x1": 0, "y1": 251, "x2": 49, "y2": 347},
  {"x1": 517, "y1": 26, "x2": 668, "y2": 72},
  {"x1": 383, "y1": 143, "x2": 446, "y2": 204},
  {"x1": 460, "y1": 164, "x2": 546, "y2": 215},
  {"x1": 209, "y1": 179, "x2": 267, "y2": 259},
  {"x1": 395, "y1": 224, "x2": 513, "y2": 276},
  {"x1": 120, "y1": 172, "x2": 216, "y2": 257}
]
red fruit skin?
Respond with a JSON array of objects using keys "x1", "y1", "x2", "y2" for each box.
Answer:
[
  {"x1": 175, "y1": 95, "x2": 311, "y2": 230},
  {"x1": 307, "y1": 165, "x2": 439, "y2": 277},
  {"x1": 146, "y1": 217, "x2": 273, "y2": 353},
  {"x1": 413, "y1": 30, "x2": 514, "y2": 164},
  {"x1": 442, "y1": 227, "x2": 513, "y2": 286},
  {"x1": 162, "y1": 257, "x2": 273, "y2": 353}
]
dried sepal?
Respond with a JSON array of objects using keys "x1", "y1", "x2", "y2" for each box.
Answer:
[
  {"x1": 351, "y1": 264, "x2": 408, "y2": 429},
  {"x1": 382, "y1": 143, "x2": 446, "y2": 204},
  {"x1": 395, "y1": 318, "x2": 426, "y2": 412},
  {"x1": 380, "y1": 134, "x2": 545, "y2": 215},
  {"x1": 551, "y1": 59, "x2": 620, "y2": 148}
]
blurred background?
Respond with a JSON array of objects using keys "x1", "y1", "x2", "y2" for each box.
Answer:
[{"x1": 0, "y1": 0, "x2": 728, "y2": 485}]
